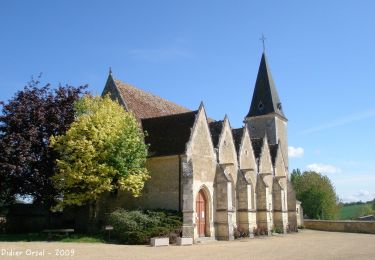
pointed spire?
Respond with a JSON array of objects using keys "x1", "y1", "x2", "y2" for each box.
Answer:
[
  {"x1": 246, "y1": 53, "x2": 286, "y2": 119},
  {"x1": 106, "y1": 66, "x2": 114, "y2": 84},
  {"x1": 198, "y1": 101, "x2": 205, "y2": 111}
]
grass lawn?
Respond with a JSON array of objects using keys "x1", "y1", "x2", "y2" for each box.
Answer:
[
  {"x1": 339, "y1": 202, "x2": 373, "y2": 220},
  {"x1": 0, "y1": 233, "x2": 106, "y2": 243}
]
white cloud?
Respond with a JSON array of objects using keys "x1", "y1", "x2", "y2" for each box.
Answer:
[
  {"x1": 356, "y1": 190, "x2": 375, "y2": 197},
  {"x1": 288, "y1": 146, "x2": 304, "y2": 158},
  {"x1": 342, "y1": 190, "x2": 375, "y2": 203},
  {"x1": 301, "y1": 109, "x2": 375, "y2": 134},
  {"x1": 306, "y1": 163, "x2": 341, "y2": 174}
]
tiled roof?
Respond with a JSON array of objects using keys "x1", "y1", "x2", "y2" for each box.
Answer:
[
  {"x1": 141, "y1": 111, "x2": 198, "y2": 157},
  {"x1": 114, "y1": 79, "x2": 190, "y2": 119},
  {"x1": 232, "y1": 128, "x2": 243, "y2": 153},
  {"x1": 208, "y1": 121, "x2": 224, "y2": 147}
]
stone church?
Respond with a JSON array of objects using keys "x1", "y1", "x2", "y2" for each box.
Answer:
[{"x1": 101, "y1": 52, "x2": 299, "y2": 241}]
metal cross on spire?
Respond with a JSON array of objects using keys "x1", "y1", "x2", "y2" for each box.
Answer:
[{"x1": 260, "y1": 33, "x2": 267, "y2": 52}]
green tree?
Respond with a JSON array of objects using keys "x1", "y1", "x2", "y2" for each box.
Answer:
[
  {"x1": 290, "y1": 168, "x2": 302, "y2": 184},
  {"x1": 356, "y1": 204, "x2": 374, "y2": 218},
  {"x1": 291, "y1": 170, "x2": 340, "y2": 219},
  {"x1": 50, "y1": 95, "x2": 149, "y2": 211}
]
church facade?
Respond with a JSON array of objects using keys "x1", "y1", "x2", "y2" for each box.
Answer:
[{"x1": 101, "y1": 52, "x2": 299, "y2": 241}]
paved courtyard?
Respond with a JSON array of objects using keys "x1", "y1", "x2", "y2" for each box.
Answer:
[{"x1": 0, "y1": 230, "x2": 374, "y2": 260}]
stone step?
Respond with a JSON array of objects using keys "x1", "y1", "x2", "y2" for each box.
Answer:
[{"x1": 195, "y1": 236, "x2": 216, "y2": 244}]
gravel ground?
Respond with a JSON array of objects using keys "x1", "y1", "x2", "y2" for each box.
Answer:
[{"x1": 0, "y1": 230, "x2": 374, "y2": 260}]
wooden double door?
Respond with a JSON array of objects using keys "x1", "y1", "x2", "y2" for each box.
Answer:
[{"x1": 196, "y1": 190, "x2": 207, "y2": 237}]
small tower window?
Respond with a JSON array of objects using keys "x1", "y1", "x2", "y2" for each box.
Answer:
[
  {"x1": 258, "y1": 101, "x2": 264, "y2": 111},
  {"x1": 277, "y1": 102, "x2": 282, "y2": 110}
]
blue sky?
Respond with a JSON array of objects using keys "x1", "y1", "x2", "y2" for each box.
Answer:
[{"x1": 1, "y1": 1, "x2": 374, "y2": 203}]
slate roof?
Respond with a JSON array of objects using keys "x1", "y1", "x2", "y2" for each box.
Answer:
[
  {"x1": 110, "y1": 77, "x2": 190, "y2": 119},
  {"x1": 141, "y1": 111, "x2": 198, "y2": 157},
  {"x1": 250, "y1": 137, "x2": 279, "y2": 164},
  {"x1": 232, "y1": 128, "x2": 243, "y2": 153},
  {"x1": 246, "y1": 52, "x2": 286, "y2": 119},
  {"x1": 269, "y1": 143, "x2": 279, "y2": 166},
  {"x1": 251, "y1": 138, "x2": 264, "y2": 159},
  {"x1": 208, "y1": 121, "x2": 224, "y2": 147}
]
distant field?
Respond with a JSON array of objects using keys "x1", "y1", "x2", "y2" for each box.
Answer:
[{"x1": 339, "y1": 202, "x2": 373, "y2": 220}]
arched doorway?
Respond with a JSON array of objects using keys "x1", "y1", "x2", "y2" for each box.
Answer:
[{"x1": 196, "y1": 189, "x2": 207, "y2": 237}]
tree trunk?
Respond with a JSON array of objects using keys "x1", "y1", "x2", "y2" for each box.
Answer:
[{"x1": 88, "y1": 200, "x2": 98, "y2": 234}]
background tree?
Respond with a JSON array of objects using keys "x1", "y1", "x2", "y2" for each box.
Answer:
[
  {"x1": 291, "y1": 169, "x2": 340, "y2": 219},
  {"x1": 0, "y1": 77, "x2": 86, "y2": 206},
  {"x1": 50, "y1": 95, "x2": 149, "y2": 211},
  {"x1": 357, "y1": 204, "x2": 374, "y2": 218},
  {"x1": 290, "y1": 168, "x2": 302, "y2": 184}
]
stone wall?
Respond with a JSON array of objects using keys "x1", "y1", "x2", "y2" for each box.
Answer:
[
  {"x1": 185, "y1": 106, "x2": 217, "y2": 240},
  {"x1": 287, "y1": 181, "x2": 298, "y2": 231},
  {"x1": 246, "y1": 115, "x2": 288, "y2": 170},
  {"x1": 304, "y1": 219, "x2": 375, "y2": 234},
  {"x1": 275, "y1": 117, "x2": 288, "y2": 169},
  {"x1": 247, "y1": 115, "x2": 277, "y2": 145},
  {"x1": 98, "y1": 155, "x2": 181, "y2": 214}
]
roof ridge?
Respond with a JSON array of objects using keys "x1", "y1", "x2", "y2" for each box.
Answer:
[
  {"x1": 114, "y1": 79, "x2": 191, "y2": 112},
  {"x1": 141, "y1": 110, "x2": 198, "y2": 121}
]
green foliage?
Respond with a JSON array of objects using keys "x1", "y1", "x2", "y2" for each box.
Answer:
[
  {"x1": 272, "y1": 226, "x2": 284, "y2": 234},
  {"x1": 290, "y1": 168, "x2": 302, "y2": 184},
  {"x1": 50, "y1": 95, "x2": 149, "y2": 209},
  {"x1": 0, "y1": 233, "x2": 105, "y2": 243},
  {"x1": 291, "y1": 169, "x2": 340, "y2": 220},
  {"x1": 357, "y1": 204, "x2": 374, "y2": 217},
  {"x1": 107, "y1": 209, "x2": 182, "y2": 244},
  {"x1": 339, "y1": 202, "x2": 374, "y2": 220}
]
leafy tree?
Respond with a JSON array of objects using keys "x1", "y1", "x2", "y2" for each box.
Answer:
[
  {"x1": 0, "y1": 77, "x2": 86, "y2": 206},
  {"x1": 50, "y1": 95, "x2": 149, "y2": 211},
  {"x1": 291, "y1": 169, "x2": 340, "y2": 219},
  {"x1": 356, "y1": 204, "x2": 374, "y2": 218},
  {"x1": 290, "y1": 168, "x2": 302, "y2": 184}
]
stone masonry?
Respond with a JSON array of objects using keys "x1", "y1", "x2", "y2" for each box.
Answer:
[{"x1": 101, "y1": 51, "x2": 299, "y2": 242}]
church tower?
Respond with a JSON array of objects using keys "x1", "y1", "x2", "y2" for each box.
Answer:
[{"x1": 244, "y1": 52, "x2": 288, "y2": 169}]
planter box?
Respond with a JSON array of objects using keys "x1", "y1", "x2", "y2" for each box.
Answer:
[
  {"x1": 177, "y1": 237, "x2": 193, "y2": 246},
  {"x1": 150, "y1": 237, "x2": 169, "y2": 247}
]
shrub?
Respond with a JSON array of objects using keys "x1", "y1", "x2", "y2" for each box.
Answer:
[
  {"x1": 234, "y1": 227, "x2": 249, "y2": 239},
  {"x1": 273, "y1": 226, "x2": 284, "y2": 234},
  {"x1": 107, "y1": 209, "x2": 182, "y2": 244},
  {"x1": 253, "y1": 226, "x2": 268, "y2": 236}
]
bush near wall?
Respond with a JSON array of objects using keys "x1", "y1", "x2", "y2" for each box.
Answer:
[
  {"x1": 1, "y1": 204, "x2": 90, "y2": 234},
  {"x1": 107, "y1": 209, "x2": 182, "y2": 244}
]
